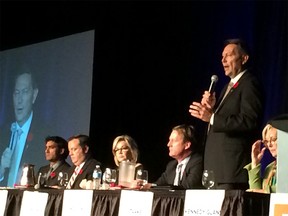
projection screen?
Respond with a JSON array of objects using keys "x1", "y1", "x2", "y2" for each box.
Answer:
[{"x1": 0, "y1": 30, "x2": 95, "y2": 187}]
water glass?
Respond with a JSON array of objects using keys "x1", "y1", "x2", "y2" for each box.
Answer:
[
  {"x1": 110, "y1": 169, "x2": 117, "y2": 187},
  {"x1": 202, "y1": 170, "x2": 215, "y2": 189},
  {"x1": 58, "y1": 172, "x2": 69, "y2": 188},
  {"x1": 136, "y1": 169, "x2": 148, "y2": 185}
]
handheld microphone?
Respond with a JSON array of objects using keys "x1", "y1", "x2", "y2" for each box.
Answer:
[
  {"x1": 9, "y1": 122, "x2": 17, "y2": 150},
  {"x1": 208, "y1": 75, "x2": 218, "y2": 93}
]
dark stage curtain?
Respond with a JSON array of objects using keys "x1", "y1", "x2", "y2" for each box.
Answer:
[
  {"x1": 2, "y1": 189, "x2": 272, "y2": 216},
  {"x1": 152, "y1": 190, "x2": 185, "y2": 216}
]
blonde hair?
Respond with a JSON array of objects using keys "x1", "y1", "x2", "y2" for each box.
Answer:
[
  {"x1": 262, "y1": 124, "x2": 274, "y2": 140},
  {"x1": 112, "y1": 135, "x2": 139, "y2": 166}
]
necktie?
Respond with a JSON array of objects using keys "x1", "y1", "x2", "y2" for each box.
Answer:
[
  {"x1": 46, "y1": 167, "x2": 54, "y2": 180},
  {"x1": 66, "y1": 166, "x2": 80, "y2": 189},
  {"x1": 215, "y1": 81, "x2": 234, "y2": 113},
  {"x1": 7, "y1": 128, "x2": 23, "y2": 187},
  {"x1": 174, "y1": 164, "x2": 183, "y2": 186}
]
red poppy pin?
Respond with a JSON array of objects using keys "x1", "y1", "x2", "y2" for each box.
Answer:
[
  {"x1": 78, "y1": 169, "x2": 83, "y2": 175},
  {"x1": 233, "y1": 82, "x2": 239, "y2": 89},
  {"x1": 50, "y1": 172, "x2": 56, "y2": 178},
  {"x1": 27, "y1": 133, "x2": 33, "y2": 142}
]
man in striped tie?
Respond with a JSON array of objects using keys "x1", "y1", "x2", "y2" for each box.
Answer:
[{"x1": 66, "y1": 134, "x2": 101, "y2": 189}]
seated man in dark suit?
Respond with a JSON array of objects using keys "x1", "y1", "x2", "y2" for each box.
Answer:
[
  {"x1": 144, "y1": 124, "x2": 203, "y2": 189},
  {"x1": 66, "y1": 134, "x2": 101, "y2": 189},
  {"x1": 36, "y1": 136, "x2": 71, "y2": 188}
]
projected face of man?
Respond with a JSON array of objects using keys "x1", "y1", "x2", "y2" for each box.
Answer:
[{"x1": 13, "y1": 73, "x2": 38, "y2": 127}]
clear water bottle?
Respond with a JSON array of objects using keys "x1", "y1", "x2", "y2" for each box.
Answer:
[{"x1": 93, "y1": 165, "x2": 102, "y2": 189}]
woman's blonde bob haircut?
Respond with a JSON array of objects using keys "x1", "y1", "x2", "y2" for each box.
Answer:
[{"x1": 112, "y1": 135, "x2": 139, "y2": 166}]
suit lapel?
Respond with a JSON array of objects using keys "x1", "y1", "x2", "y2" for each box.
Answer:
[
  {"x1": 168, "y1": 161, "x2": 178, "y2": 185},
  {"x1": 215, "y1": 74, "x2": 245, "y2": 113},
  {"x1": 74, "y1": 159, "x2": 91, "y2": 183},
  {"x1": 215, "y1": 82, "x2": 231, "y2": 113},
  {"x1": 180, "y1": 156, "x2": 192, "y2": 183}
]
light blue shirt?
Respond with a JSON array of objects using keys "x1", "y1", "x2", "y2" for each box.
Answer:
[{"x1": 7, "y1": 112, "x2": 33, "y2": 187}]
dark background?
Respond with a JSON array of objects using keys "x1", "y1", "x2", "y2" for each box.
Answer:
[{"x1": 1, "y1": 0, "x2": 287, "y2": 182}]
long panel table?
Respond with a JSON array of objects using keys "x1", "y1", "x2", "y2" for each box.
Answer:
[{"x1": 2, "y1": 189, "x2": 270, "y2": 216}]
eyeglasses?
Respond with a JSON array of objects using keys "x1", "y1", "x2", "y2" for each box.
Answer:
[
  {"x1": 263, "y1": 137, "x2": 277, "y2": 146},
  {"x1": 114, "y1": 146, "x2": 129, "y2": 153}
]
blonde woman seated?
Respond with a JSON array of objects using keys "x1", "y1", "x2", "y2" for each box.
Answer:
[
  {"x1": 244, "y1": 123, "x2": 278, "y2": 193},
  {"x1": 112, "y1": 135, "x2": 143, "y2": 187}
]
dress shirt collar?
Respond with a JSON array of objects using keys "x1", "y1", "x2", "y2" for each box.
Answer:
[
  {"x1": 177, "y1": 155, "x2": 191, "y2": 171},
  {"x1": 77, "y1": 161, "x2": 85, "y2": 172},
  {"x1": 231, "y1": 69, "x2": 246, "y2": 85},
  {"x1": 16, "y1": 111, "x2": 33, "y2": 139},
  {"x1": 50, "y1": 161, "x2": 62, "y2": 171}
]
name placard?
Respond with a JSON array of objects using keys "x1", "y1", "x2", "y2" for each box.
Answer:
[
  {"x1": 20, "y1": 191, "x2": 49, "y2": 216},
  {"x1": 0, "y1": 190, "x2": 8, "y2": 216},
  {"x1": 118, "y1": 190, "x2": 154, "y2": 216},
  {"x1": 62, "y1": 189, "x2": 93, "y2": 216},
  {"x1": 183, "y1": 190, "x2": 225, "y2": 216},
  {"x1": 269, "y1": 193, "x2": 288, "y2": 216}
]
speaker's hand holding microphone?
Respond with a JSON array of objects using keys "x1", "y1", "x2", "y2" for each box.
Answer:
[
  {"x1": 201, "y1": 91, "x2": 216, "y2": 109},
  {"x1": 189, "y1": 75, "x2": 218, "y2": 122},
  {"x1": 201, "y1": 75, "x2": 218, "y2": 108}
]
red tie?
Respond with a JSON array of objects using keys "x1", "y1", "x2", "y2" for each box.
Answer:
[{"x1": 66, "y1": 166, "x2": 80, "y2": 189}]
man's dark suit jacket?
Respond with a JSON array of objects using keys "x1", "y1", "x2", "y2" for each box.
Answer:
[
  {"x1": 204, "y1": 71, "x2": 263, "y2": 185},
  {"x1": 0, "y1": 114, "x2": 55, "y2": 187},
  {"x1": 154, "y1": 152, "x2": 203, "y2": 189},
  {"x1": 67, "y1": 157, "x2": 101, "y2": 189},
  {"x1": 37, "y1": 161, "x2": 71, "y2": 186}
]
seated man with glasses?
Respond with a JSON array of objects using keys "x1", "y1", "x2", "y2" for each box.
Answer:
[{"x1": 244, "y1": 114, "x2": 288, "y2": 193}]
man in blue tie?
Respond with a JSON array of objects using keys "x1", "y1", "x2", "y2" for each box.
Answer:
[{"x1": 0, "y1": 67, "x2": 51, "y2": 187}]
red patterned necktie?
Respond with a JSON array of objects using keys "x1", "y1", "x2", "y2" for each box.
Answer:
[{"x1": 66, "y1": 166, "x2": 80, "y2": 189}]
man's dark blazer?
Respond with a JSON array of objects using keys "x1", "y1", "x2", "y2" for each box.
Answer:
[
  {"x1": 37, "y1": 160, "x2": 71, "y2": 186},
  {"x1": 0, "y1": 114, "x2": 55, "y2": 187},
  {"x1": 154, "y1": 152, "x2": 203, "y2": 189},
  {"x1": 204, "y1": 71, "x2": 263, "y2": 184},
  {"x1": 67, "y1": 156, "x2": 101, "y2": 189}
]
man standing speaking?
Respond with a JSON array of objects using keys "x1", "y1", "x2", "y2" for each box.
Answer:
[{"x1": 189, "y1": 38, "x2": 264, "y2": 190}]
